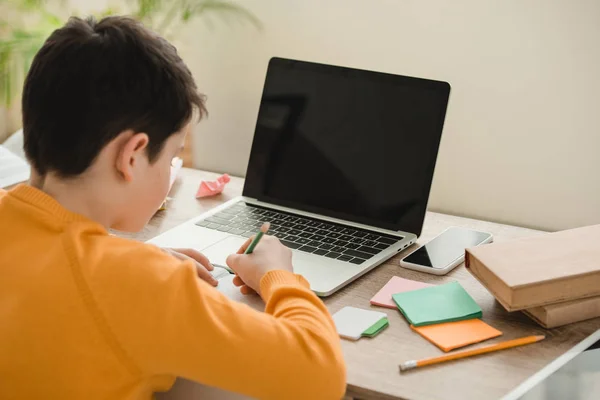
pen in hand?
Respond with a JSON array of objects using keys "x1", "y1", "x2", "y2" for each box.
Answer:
[{"x1": 244, "y1": 222, "x2": 270, "y2": 254}]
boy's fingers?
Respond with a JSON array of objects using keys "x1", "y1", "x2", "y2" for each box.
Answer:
[
  {"x1": 165, "y1": 248, "x2": 217, "y2": 286},
  {"x1": 171, "y1": 248, "x2": 214, "y2": 271},
  {"x1": 226, "y1": 254, "x2": 240, "y2": 273},
  {"x1": 240, "y1": 285, "x2": 255, "y2": 295},
  {"x1": 236, "y1": 238, "x2": 253, "y2": 254},
  {"x1": 232, "y1": 275, "x2": 244, "y2": 287},
  {"x1": 195, "y1": 265, "x2": 218, "y2": 286}
]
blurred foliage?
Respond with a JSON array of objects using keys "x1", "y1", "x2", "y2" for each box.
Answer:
[{"x1": 0, "y1": 0, "x2": 260, "y2": 106}]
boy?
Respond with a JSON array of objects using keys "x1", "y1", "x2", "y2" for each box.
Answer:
[{"x1": 0, "y1": 16, "x2": 345, "y2": 399}]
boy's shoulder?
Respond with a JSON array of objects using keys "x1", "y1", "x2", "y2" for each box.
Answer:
[{"x1": 78, "y1": 234, "x2": 189, "y2": 284}]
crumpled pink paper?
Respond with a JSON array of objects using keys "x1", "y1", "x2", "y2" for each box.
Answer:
[{"x1": 196, "y1": 174, "x2": 231, "y2": 198}]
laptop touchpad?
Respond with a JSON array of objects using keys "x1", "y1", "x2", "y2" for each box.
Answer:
[{"x1": 201, "y1": 236, "x2": 248, "y2": 270}]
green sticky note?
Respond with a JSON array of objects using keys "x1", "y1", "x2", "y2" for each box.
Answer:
[
  {"x1": 392, "y1": 281, "x2": 482, "y2": 327},
  {"x1": 362, "y1": 317, "x2": 389, "y2": 337}
]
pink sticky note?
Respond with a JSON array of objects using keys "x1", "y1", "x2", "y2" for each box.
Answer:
[
  {"x1": 370, "y1": 276, "x2": 433, "y2": 309},
  {"x1": 196, "y1": 174, "x2": 231, "y2": 198}
]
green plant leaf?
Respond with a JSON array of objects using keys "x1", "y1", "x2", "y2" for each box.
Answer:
[
  {"x1": 188, "y1": 0, "x2": 262, "y2": 30},
  {"x1": 135, "y1": 0, "x2": 164, "y2": 19}
]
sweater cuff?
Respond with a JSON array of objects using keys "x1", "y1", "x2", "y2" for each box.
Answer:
[{"x1": 260, "y1": 270, "x2": 310, "y2": 300}]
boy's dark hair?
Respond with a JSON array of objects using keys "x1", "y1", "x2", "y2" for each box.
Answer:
[{"x1": 22, "y1": 16, "x2": 206, "y2": 177}]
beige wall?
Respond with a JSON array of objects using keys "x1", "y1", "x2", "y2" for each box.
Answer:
[
  {"x1": 180, "y1": 0, "x2": 600, "y2": 232},
  {"x1": 5, "y1": 0, "x2": 599, "y2": 231}
]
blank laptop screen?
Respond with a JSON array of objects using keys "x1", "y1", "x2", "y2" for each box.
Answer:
[{"x1": 243, "y1": 58, "x2": 450, "y2": 235}]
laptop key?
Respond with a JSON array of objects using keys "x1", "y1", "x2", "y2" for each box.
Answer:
[
  {"x1": 341, "y1": 228, "x2": 356, "y2": 235},
  {"x1": 337, "y1": 255, "x2": 353, "y2": 262},
  {"x1": 316, "y1": 229, "x2": 330, "y2": 236},
  {"x1": 319, "y1": 243, "x2": 334, "y2": 250},
  {"x1": 307, "y1": 221, "x2": 322, "y2": 228},
  {"x1": 277, "y1": 227, "x2": 291, "y2": 233},
  {"x1": 296, "y1": 238, "x2": 311, "y2": 245},
  {"x1": 195, "y1": 220, "x2": 210, "y2": 227},
  {"x1": 327, "y1": 232, "x2": 341, "y2": 239},
  {"x1": 304, "y1": 227, "x2": 318, "y2": 233},
  {"x1": 363, "y1": 240, "x2": 379, "y2": 247},
  {"x1": 339, "y1": 234, "x2": 353, "y2": 241},
  {"x1": 356, "y1": 246, "x2": 379, "y2": 255},
  {"x1": 207, "y1": 223, "x2": 222, "y2": 230},
  {"x1": 322, "y1": 237, "x2": 336, "y2": 244},
  {"x1": 273, "y1": 233, "x2": 288, "y2": 240},
  {"x1": 325, "y1": 252, "x2": 342, "y2": 259},
  {"x1": 349, "y1": 258, "x2": 364, "y2": 265},
  {"x1": 286, "y1": 236, "x2": 300, "y2": 242},
  {"x1": 299, "y1": 232, "x2": 313, "y2": 239},
  {"x1": 343, "y1": 249, "x2": 372, "y2": 259},
  {"x1": 308, "y1": 240, "x2": 322, "y2": 247},
  {"x1": 288, "y1": 229, "x2": 302, "y2": 236},
  {"x1": 378, "y1": 237, "x2": 399, "y2": 245},
  {"x1": 206, "y1": 216, "x2": 231, "y2": 225},
  {"x1": 365, "y1": 234, "x2": 380, "y2": 241},
  {"x1": 282, "y1": 222, "x2": 295, "y2": 228},
  {"x1": 313, "y1": 249, "x2": 329, "y2": 256},
  {"x1": 215, "y1": 212, "x2": 235, "y2": 220},
  {"x1": 331, "y1": 246, "x2": 346, "y2": 253},
  {"x1": 375, "y1": 243, "x2": 389, "y2": 250},
  {"x1": 345, "y1": 243, "x2": 360, "y2": 250},
  {"x1": 298, "y1": 245, "x2": 318, "y2": 253},
  {"x1": 333, "y1": 240, "x2": 347, "y2": 246},
  {"x1": 330, "y1": 226, "x2": 344, "y2": 233},
  {"x1": 352, "y1": 231, "x2": 368, "y2": 238},
  {"x1": 311, "y1": 234, "x2": 325, "y2": 241},
  {"x1": 216, "y1": 226, "x2": 231, "y2": 232},
  {"x1": 350, "y1": 237, "x2": 365, "y2": 244},
  {"x1": 229, "y1": 228, "x2": 247, "y2": 236},
  {"x1": 317, "y1": 223, "x2": 333, "y2": 229},
  {"x1": 285, "y1": 216, "x2": 298, "y2": 222},
  {"x1": 281, "y1": 240, "x2": 302, "y2": 249}
]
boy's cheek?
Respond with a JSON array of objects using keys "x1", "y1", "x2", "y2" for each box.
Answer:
[{"x1": 114, "y1": 166, "x2": 170, "y2": 232}]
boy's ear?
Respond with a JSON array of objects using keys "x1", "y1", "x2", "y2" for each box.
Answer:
[{"x1": 115, "y1": 132, "x2": 150, "y2": 182}]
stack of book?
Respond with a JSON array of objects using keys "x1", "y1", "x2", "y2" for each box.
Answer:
[{"x1": 465, "y1": 224, "x2": 600, "y2": 328}]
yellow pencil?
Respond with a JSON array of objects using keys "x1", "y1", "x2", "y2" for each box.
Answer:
[{"x1": 399, "y1": 335, "x2": 545, "y2": 372}]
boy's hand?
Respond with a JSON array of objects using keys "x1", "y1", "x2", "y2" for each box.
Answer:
[
  {"x1": 226, "y1": 235, "x2": 294, "y2": 296},
  {"x1": 164, "y1": 248, "x2": 218, "y2": 287}
]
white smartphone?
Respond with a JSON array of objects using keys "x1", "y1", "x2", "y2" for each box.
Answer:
[{"x1": 400, "y1": 226, "x2": 493, "y2": 275}]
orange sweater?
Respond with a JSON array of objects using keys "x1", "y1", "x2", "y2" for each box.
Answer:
[{"x1": 0, "y1": 185, "x2": 346, "y2": 399}]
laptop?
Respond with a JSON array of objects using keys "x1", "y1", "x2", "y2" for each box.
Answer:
[{"x1": 148, "y1": 57, "x2": 451, "y2": 296}]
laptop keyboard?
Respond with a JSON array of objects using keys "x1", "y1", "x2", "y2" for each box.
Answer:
[{"x1": 194, "y1": 202, "x2": 403, "y2": 265}]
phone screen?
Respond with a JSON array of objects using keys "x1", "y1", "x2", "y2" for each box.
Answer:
[{"x1": 403, "y1": 227, "x2": 491, "y2": 269}]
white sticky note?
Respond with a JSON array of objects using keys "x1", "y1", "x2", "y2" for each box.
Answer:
[{"x1": 332, "y1": 306, "x2": 387, "y2": 341}]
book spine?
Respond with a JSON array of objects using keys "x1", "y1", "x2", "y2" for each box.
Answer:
[{"x1": 526, "y1": 296, "x2": 600, "y2": 328}]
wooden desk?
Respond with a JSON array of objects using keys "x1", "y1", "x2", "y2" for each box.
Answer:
[{"x1": 121, "y1": 168, "x2": 600, "y2": 400}]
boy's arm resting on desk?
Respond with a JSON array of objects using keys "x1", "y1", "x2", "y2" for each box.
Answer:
[{"x1": 88, "y1": 241, "x2": 346, "y2": 400}]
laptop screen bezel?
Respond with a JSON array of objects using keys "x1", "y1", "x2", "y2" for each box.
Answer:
[{"x1": 242, "y1": 57, "x2": 451, "y2": 237}]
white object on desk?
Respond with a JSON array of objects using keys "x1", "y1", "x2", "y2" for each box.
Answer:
[
  {"x1": 333, "y1": 306, "x2": 388, "y2": 341},
  {"x1": 0, "y1": 145, "x2": 30, "y2": 189}
]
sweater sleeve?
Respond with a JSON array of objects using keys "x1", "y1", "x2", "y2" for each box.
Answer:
[{"x1": 85, "y1": 240, "x2": 346, "y2": 400}]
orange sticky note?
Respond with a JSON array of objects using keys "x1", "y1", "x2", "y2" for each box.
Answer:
[
  {"x1": 370, "y1": 276, "x2": 433, "y2": 309},
  {"x1": 411, "y1": 319, "x2": 502, "y2": 352}
]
